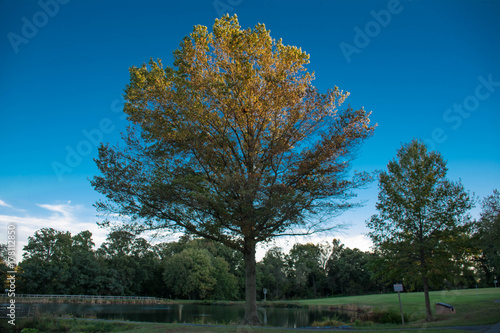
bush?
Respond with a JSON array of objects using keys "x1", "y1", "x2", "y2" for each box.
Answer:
[
  {"x1": 311, "y1": 314, "x2": 345, "y2": 327},
  {"x1": 370, "y1": 309, "x2": 407, "y2": 324},
  {"x1": 352, "y1": 318, "x2": 374, "y2": 326}
]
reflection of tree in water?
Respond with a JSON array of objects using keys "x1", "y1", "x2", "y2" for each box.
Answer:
[
  {"x1": 32, "y1": 302, "x2": 363, "y2": 327},
  {"x1": 178, "y1": 304, "x2": 182, "y2": 322}
]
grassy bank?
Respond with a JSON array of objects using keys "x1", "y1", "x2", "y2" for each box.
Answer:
[
  {"x1": 295, "y1": 287, "x2": 500, "y2": 327},
  {"x1": 0, "y1": 317, "x2": 137, "y2": 333},
  {"x1": 0, "y1": 317, "x2": 477, "y2": 333}
]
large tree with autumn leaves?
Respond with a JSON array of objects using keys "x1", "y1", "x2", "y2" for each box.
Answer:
[{"x1": 91, "y1": 15, "x2": 374, "y2": 325}]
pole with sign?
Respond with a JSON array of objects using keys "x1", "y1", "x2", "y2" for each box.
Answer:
[{"x1": 394, "y1": 284, "x2": 404, "y2": 325}]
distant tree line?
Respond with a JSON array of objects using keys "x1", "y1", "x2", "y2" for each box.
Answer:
[{"x1": 1, "y1": 187, "x2": 497, "y2": 300}]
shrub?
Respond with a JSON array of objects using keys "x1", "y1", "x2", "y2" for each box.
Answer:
[
  {"x1": 370, "y1": 309, "x2": 408, "y2": 324},
  {"x1": 352, "y1": 318, "x2": 374, "y2": 326},
  {"x1": 311, "y1": 314, "x2": 345, "y2": 327}
]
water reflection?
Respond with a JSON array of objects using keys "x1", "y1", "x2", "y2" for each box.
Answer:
[{"x1": 32, "y1": 303, "x2": 351, "y2": 328}]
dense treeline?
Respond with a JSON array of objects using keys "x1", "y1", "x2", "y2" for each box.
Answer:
[
  {"x1": 2, "y1": 230, "x2": 379, "y2": 299},
  {"x1": 1, "y1": 189, "x2": 497, "y2": 300}
]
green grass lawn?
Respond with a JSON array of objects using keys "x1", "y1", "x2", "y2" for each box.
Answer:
[
  {"x1": 1, "y1": 319, "x2": 478, "y2": 333},
  {"x1": 294, "y1": 287, "x2": 500, "y2": 327},
  {"x1": 121, "y1": 322, "x2": 476, "y2": 333}
]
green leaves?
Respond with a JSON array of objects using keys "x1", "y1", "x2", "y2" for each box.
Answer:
[
  {"x1": 474, "y1": 190, "x2": 500, "y2": 285},
  {"x1": 162, "y1": 247, "x2": 238, "y2": 300},
  {"x1": 92, "y1": 16, "x2": 374, "y2": 323},
  {"x1": 370, "y1": 140, "x2": 472, "y2": 245},
  {"x1": 367, "y1": 139, "x2": 475, "y2": 318},
  {"x1": 92, "y1": 15, "x2": 374, "y2": 250},
  {"x1": 19, "y1": 229, "x2": 103, "y2": 295}
]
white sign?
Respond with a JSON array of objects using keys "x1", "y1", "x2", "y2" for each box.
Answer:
[{"x1": 394, "y1": 284, "x2": 403, "y2": 292}]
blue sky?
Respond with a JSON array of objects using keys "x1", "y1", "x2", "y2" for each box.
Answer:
[{"x1": 1, "y1": 0, "x2": 499, "y2": 259}]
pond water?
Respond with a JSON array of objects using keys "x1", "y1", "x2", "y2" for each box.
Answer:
[{"x1": 31, "y1": 303, "x2": 353, "y2": 328}]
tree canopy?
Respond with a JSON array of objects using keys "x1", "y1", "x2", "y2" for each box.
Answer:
[
  {"x1": 91, "y1": 15, "x2": 374, "y2": 324},
  {"x1": 367, "y1": 139, "x2": 474, "y2": 321},
  {"x1": 474, "y1": 190, "x2": 500, "y2": 284}
]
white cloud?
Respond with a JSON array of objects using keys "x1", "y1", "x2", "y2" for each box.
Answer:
[
  {"x1": 36, "y1": 201, "x2": 79, "y2": 218},
  {"x1": 337, "y1": 234, "x2": 373, "y2": 252},
  {"x1": 0, "y1": 201, "x2": 109, "y2": 263},
  {"x1": 256, "y1": 233, "x2": 373, "y2": 260},
  {"x1": 0, "y1": 199, "x2": 26, "y2": 212},
  {"x1": 0, "y1": 199, "x2": 13, "y2": 208}
]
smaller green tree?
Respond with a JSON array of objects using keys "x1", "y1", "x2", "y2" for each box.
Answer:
[
  {"x1": 286, "y1": 243, "x2": 327, "y2": 298},
  {"x1": 20, "y1": 228, "x2": 73, "y2": 294},
  {"x1": 163, "y1": 245, "x2": 238, "y2": 300},
  {"x1": 474, "y1": 190, "x2": 500, "y2": 285},
  {"x1": 257, "y1": 247, "x2": 288, "y2": 300},
  {"x1": 211, "y1": 256, "x2": 238, "y2": 300},
  {"x1": 22, "y1": 228, "x2": 72, "y2": 262},
  {"x1": 68, "y1": 231, "x2": 102, "y2": 295},
  {"x1": 326, "y1": 246, "x2": 374, "y2": 295},
  {"x1": 163, "y1": 248, "x2": 216, "y2": 300},
  {"x1": 367, "y1": 139, "x2": 474, "y2": 322},
  {"x1": 97, "y1": 231, "x2": 160, "y2": 296}
]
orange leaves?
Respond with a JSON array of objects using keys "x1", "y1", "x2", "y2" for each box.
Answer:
[{"x1": 115, "y1": 15, "x2": 375, "y2": 243}]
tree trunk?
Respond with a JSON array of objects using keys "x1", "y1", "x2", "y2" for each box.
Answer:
[
  {"x1": 419, "y1": 245, "x2": 433, "y2": 322},
  {"x1": 242, "y1": 238, "x2": 261, "y2": 325},
  {"x1": 418, "y1": 219, "x2": 433, "y2": 322},
  {"x1": 422, "y1": 273, "x2": 433, "y2": 322}
]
